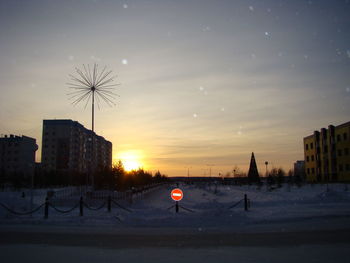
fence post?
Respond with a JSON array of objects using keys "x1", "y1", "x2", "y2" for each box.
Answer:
[
  {"x1": 175, "y1": 201, "x2": 179, "y2": 213},
  {"x1": 44, "y1": 197, "x2": 49, "y2": 219},
  {"x1": 244, "y1": 194, "x2": 248, "y2": 211},
  {"x1": 108, "y1": 196, "x2": 111, "y2": 212},
  {"x1": 80, "y1": 196, "x2": 83, "y2": 216}
]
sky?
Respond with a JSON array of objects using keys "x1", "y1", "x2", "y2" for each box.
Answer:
[{"x1": 0, "y1": 0, "x2": 349, "y2": 176}]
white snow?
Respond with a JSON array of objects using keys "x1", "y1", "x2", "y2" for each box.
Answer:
[
  {"x1": 1, "y1": 183, "x2": 350, "y2": 263},
  {"x1": 1, "y1": 183, "x2": 350, "y2": 232}
]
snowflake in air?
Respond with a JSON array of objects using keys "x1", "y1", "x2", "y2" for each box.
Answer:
[{"x1": 237, "y1": 126, "x2": 243, "y2": 136}]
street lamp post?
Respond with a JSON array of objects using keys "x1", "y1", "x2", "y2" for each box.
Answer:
[
  {"x1": 185, "y1": 166, "x2": 191, "y2": 184},
  {"x1": 265, "y1": 161, "x2": 269, "y2": 177},
  {"x1": 265, "y1": 161, "x2": 269, "y2": 191},
  {"x1": 187, "y1": 167, "x2": 190, "y2": 184}
]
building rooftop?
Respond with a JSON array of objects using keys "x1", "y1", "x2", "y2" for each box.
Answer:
[
  {"x1": 0, "y1": 134, "x2": 36, "y2": 142},
  {"x1": 303, "y1": 120, "x2": 350, "y2": 139},
  {"x1": 43, "y1": 119, "x2": 111, "y2": 144}
]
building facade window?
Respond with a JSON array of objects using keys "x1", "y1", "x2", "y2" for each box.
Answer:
[
  {"x1": 345, "y1": 148, "x2": 349, "y2": 156},
  {"x1": 346, "y1": 164, "x2": 350, "y2": 171},
  {"x1": 339, "y1": 164, "x2": 343, "y2": 172},
  {"x1": 311, "y1": 155, "x2": 314, "y2": 161},
  {"x1": 338, "y1": 149, "x2": 342, "y2": 156},
  {"x1": 311, "y1": 168, "x2": 315, "y2": 174},
  {"x1": 306, "y1": 156, "x2": 309, "y2": 162},
  {"x1": 344, "y1": 133, "x2": 348, "y2": 141},
  {"x1": 307, "y1": 168, "x2": 310, "y2": 174},
  {"x1": 337, "y1": 134, "x2": 341, "y2": 142},
  {"x1": 332, "y1": 144, "x2": 336, "y2": 152},
  {"x1": 310, "y1": 143, "x2": 313, "y2": 149},
  {"x1": 306, "y1": 144, "x2": 309, "y2": 150},
  {"x1": 324, "y1": 145, "x2": 328, "y2": 153}
]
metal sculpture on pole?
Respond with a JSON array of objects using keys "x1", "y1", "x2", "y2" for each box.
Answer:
[{"x1": 67, "y1": 63, "x2": 119, "y2": 188}]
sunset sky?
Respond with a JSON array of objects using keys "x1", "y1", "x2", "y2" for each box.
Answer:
[{"x1": 0, "y1": 0, "x2": 349, "y2": 176}]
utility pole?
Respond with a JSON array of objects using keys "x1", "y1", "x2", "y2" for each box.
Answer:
[{"x1": 207, "y1": 164, "x2": 215, "y2": 178}]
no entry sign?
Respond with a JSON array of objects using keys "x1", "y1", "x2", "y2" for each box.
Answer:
[{"x1": 171, "y1": 188, "x2": 183, "y2": 201}]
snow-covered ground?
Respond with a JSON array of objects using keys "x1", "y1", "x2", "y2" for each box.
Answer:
[
  {"x1": 1, "y1": 183, "x2": 350, "y2": 263},
  {"x1": 0, "y1": 183, "x2": 350, "y2": 232}
]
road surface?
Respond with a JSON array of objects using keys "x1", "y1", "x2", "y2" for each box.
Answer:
[{"x1": 0, "y1": 225, "x2": 349, "y2": 263}]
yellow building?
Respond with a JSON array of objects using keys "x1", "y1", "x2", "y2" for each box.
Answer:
[{"x1": 303, "y1": 121, "x2": 350, "y2": 182}]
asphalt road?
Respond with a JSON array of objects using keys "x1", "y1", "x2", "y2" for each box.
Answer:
[
  {"x1": 1, "y1": 227, "x2": 349, "y2": 263},
  {"x1": 1, "y1": 227, "x2": 350, "y2": 248}
]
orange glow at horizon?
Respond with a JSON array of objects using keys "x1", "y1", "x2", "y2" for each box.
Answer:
[{"x1": 115, "y1": 150, "x2": 145, "y2": 172}]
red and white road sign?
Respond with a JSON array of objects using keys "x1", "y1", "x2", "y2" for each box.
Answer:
[{"x1": 171, "y1": 188, "x2": 183, "y2": 201}]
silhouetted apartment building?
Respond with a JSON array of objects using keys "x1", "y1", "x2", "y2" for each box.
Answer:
[
  {"x1": 0, "y1": 135, "x2": 38, "y2": 178},
  {"x1": 303, "y1": 121, "x2": 350, "y2": 182},
  {"x1": 41, "y1": 120, "x2": 112, "y2": 173}
]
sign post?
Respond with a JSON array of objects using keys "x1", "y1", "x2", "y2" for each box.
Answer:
[{"x1": 171, "y1": 188, "x2": 183, "y2": 213}]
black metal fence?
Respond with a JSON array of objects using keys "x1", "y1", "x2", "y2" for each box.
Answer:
[{"x1": 0, "y1": 182, "x2": 167, "y2": 219}]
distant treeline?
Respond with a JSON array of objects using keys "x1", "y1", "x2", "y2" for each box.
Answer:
[
  {"x1": 0, "y1": 160, "x2": 168, "y2": 191},
  {"x1": 265, "y1": 167, "x2": 305, "y2": 187}
]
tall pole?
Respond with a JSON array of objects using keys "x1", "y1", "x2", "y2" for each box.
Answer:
[
  {"x1": 207, "y1": 164, "x2": 214, "y2": 187},
  {"x1": 67, "y1": 64, "x2": 118, "y2": 191},
  {"x1": 265, "y1": 161, "x2": 268, "y2": 190},
  {"x1": 91, "y1": 89, "x2": 95, "y2": 190},
  {"x1": 187, "y1": 167, "x2": 190, "y2": 184},
  {"x1": 207, "y1": 164, "x2": 214, "y2": 176},
  {"x1": 92, "y1": 89, "x2": 95, "y2": 132}
]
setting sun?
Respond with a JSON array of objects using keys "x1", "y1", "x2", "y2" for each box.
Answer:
[{"x1": 116, "y1": 150, "x2": 144, "y2": 172}]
